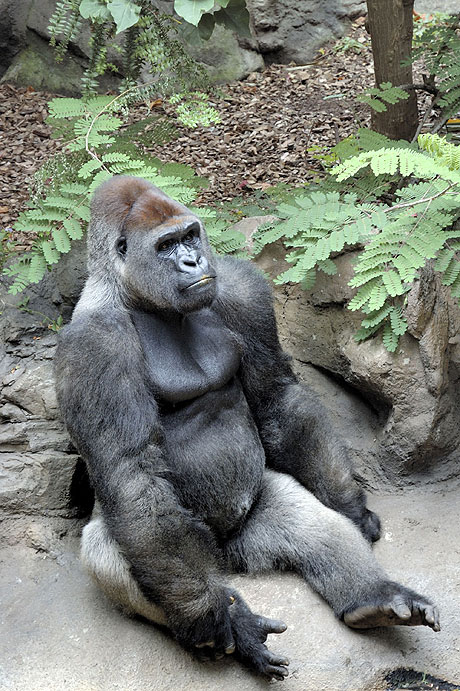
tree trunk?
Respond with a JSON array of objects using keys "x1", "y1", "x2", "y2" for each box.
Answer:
[{"x1": 366, "y1": 0, "x2": 418, "y2": 140}]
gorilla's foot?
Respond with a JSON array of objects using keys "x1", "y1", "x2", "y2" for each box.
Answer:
[{"x1": 343, "y1": 582, "x2": 440, "y2": 631}]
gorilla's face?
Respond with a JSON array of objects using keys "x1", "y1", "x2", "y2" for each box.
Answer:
[{"x1": 118, "y1": 216, "x2": 217, "y2": 314}]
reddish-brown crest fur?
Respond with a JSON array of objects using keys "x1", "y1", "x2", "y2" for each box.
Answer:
[{"x1": 93, "y1": 176, "x2": 196, "y2": 233}]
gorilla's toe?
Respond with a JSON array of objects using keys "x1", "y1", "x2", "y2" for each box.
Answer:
[{"x1": 343, "y1": 584, "x2": 441, "y2": 631}]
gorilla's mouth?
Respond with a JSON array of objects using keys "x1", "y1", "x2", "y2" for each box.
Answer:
[{"x1": 185, "y1": 275, "x2": 216, "y2": 290}]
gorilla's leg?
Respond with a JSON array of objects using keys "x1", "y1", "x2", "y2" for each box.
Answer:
[
  {"x1": 81, "y1": 510, "x2": 167, "y2": 625},
  {"x1": 81, "y1": 509, "x2": 290, "y2": 679},
  {"x1": 224, "y1": 471, "x2": 440, "y2": 632}
]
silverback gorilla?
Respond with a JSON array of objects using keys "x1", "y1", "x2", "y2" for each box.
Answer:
[{"x1": 55, "y1": 176, "x2": 440, "y2": 680}]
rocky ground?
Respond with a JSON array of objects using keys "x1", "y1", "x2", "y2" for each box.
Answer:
[{"x1": 1, "y1": 489, "x2": 460, "y2": 691}]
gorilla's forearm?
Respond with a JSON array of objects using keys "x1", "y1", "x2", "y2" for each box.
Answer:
[
  {"x1": 55, "y1": 314, "x2": 229, "y2": 626},
  {"x1": 213, "y1": 257, "x2": 379, "y2": 541},
  {"x1": 92, "y1": 452, "x2": 224, "y2": 605}
]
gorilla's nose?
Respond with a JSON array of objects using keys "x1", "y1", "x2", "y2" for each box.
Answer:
[{"x1": 178, "y1": 252, "x2": 208, "y2": 275}]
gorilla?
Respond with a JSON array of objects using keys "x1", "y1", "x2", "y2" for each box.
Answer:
[{"x1": 55, "y1": 176, "x2": 440, "y2": 681}]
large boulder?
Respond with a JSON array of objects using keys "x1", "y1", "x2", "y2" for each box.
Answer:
[
  {"x1": 255, "y1": 240, "x2": 460, "y2": 487},
  {"x1": 246, "y1": 0, "x2": 366, "y2": 64}
]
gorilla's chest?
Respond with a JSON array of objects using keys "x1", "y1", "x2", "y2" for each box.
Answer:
[{"x1": 132, "y1": 308, "x2": 240, "y2": 403}]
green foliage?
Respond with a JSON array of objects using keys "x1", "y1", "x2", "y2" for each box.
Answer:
[
  {"x1": 410, "y1": 14, "x2": 460, "y2": 124},
  {"x1": 48, "y1": 0, "x2": 250, "y2": 97},
  {"x1": 4, "y1": 89, "x2": 233, "y2": 295},
  {"x1": 48, "y1": 0, "x2": 212, "y2": 98},
  {"x1": 0, "y1": 229, "x2": 17, "y2": 271},
  {"x1": 332, "y1": 36, "x2": 366, "y2": 55},
  {"x1": 176, "y1": 0, "x2": 251, "y2": 40},
  {"x1": 252, "y1": 131, "x2": 460, "y2": 352},
  {"x1": 356, "y1": 82, "x2": 410, "y2": 113}
]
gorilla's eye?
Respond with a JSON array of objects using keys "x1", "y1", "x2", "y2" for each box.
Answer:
[
  {"x1": 183, "y1": 230, "x2": 197, "y2": 244},
  {"x1": 158, "y1": 238, "x2": 176, "y2": 253},
  {"x1": 116, "y1": 236, "x2": 127, "y2": 257}
]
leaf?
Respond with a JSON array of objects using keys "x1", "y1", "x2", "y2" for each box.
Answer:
[
  {"x1": 79, "y1": 0, "x2": 111, "y2": 20},
  {"x1": 300, "y1": 269, "x2": 316, "y2": 290},
  {"x1": 63, "y1": 218, "x2": 84, "y2": 240},
  {"x1": 28, "y1": 254, "x2": 47, "y2": 284},
  {"x1": 41, "y1": 241, "x2": 61, "y2": 265},
  {"x1": 361, "y1": 304, "x2": 392, "y2": 328},
  {"x1": 52, "y1": 228, "x2": 71, "y2": 253},
  {"x1": 434, "y1": 248, "x2": 454, "y2": 272},
  {"x1": 107, "y1": 0, "x2": 141, "y2": 33},
  {"x1": 197, "y1": 13, "x2": 215, "y2": 40},
  {"x1": 213, "y1": 0, "x2": 251, "y2": 37},
  {"x1": 78, "y1": 159, "x2": 103, "y2": 179},
  {"x1": 389, "y1": 307, "x2": 408, "y2": 336},
  {"x1": 382, "y1": 323, "x2": 399, "y2": 352},
  {"x1": 48, "y1": 98, "x2": 86, "y2": 118},
  {"x1": 317, "y1": 258, "x2": 337, "y2": 275},
  {"x1": 382, "y1": 270, "x2": 404, "y2": 296},
  {"x1": 174, "y1": 0, "x2": 214, "y2": 26}
]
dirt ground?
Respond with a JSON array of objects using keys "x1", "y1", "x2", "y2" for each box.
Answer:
[
  {"x1": 0, "y1": 20, "x2": 375, "y2": 229},
  {"x1": 2, "y1": 488, "x2": 460, "y2": 691}
]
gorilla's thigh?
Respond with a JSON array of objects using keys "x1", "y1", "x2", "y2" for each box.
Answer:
[
  {"x1": 223, "y1": 470, "x2": 385, "y2": 615},
  {"x1": 81, "y1": 508, "x2": 167, "y2": 625}
]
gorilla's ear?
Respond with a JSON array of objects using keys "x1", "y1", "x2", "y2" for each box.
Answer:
[{"x1": 116, "y1": 235, "x2": 127, "y2": 258}]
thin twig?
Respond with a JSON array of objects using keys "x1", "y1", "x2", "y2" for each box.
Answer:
[
  {"x1": 412, "y1": 94, "x2": 441, "y2": 142},
  {"x1": 399, "y1": 83, "x2": 438, "y2": 96},
  {"x1": 383, "y1": 182, "x2": 457, "y2": 213}
]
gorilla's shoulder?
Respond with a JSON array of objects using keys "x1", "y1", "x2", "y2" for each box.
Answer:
[
  {"x1": 215, "y1": 255, "x2": 273, "y2": 310},
  {"x1": 57, "y1": 306, "x2": 137, "y2": 359}
]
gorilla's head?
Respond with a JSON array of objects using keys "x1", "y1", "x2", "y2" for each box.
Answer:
[{"x1": 88, "y1": 176, "x2": 217, "y2": 314}]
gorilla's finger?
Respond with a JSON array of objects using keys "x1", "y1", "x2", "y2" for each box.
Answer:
[
  {"x1": 390, "y1": 601, "x2": 411, "y2": 619},
  {"x1": 265, "y1": 651, "x2": 290, "y2": 667},
  {"x1": 258, "y1": 616, "x2": 288, "y2": 634},
  {"x1": 424, "y1": 605, "x2": 441, "y2": 631},
  {"x1": 265, "y1": 664, "x2": 289, "y2": 680},
  {"x1": 195, "y1": 640, "x2": 215, "y2": 649}
]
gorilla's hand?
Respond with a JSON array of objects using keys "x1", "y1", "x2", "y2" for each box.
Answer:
[
  {"x1": 229, "y1": 595, "x2": 289, "y2": 681},
  {"x1": 358, "y1": 508, "x2": 381, "y2": 543},
  {"x1": 173, "y1": 590, "x2": 236, "y2": 655}
]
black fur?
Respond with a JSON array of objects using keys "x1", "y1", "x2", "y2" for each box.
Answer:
[{"x1": 55, "y1": 177, "x2": 439, "y2": 681}]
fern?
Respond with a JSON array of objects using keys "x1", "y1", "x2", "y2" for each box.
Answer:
[
  {"x1": 249, "y1": 133, "x2": 460, "y2": 352},
  {"x1": 357, "y1": 82, "x2": 410, "y2": 113},
  {"x1": 5, "y1": 86, "x2": 225, "y2": 294}
]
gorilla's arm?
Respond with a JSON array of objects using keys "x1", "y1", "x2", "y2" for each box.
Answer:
[
  {"x1": 55, "y1": 308, "x2": 236, "y2": 649},
  {"x1": 214, "y1": 257, "x2": 380, "y2": 542}
]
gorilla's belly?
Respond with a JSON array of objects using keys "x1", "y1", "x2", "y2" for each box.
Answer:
[{"x1": 160, "y1": 379, "x2": 266, "y2": 538}]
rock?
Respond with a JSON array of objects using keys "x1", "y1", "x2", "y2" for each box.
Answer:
[
  {"x1": 0, "y1": 290, "x2": 83, "y2": 527},
  {"x1": 1, "y1": 31, "x2": 89, "y2": 96},
  {"x1": 184, "y1": 24, "x2": 264, "y2": 83},
  {"x1": 254, "y1": 245, "x2": 460, "y2": 485},
  {"x1": 1, "y1": 0, "x2": 367, "y2": 93},
  {"x1": 246, "y1": 0, "x2": 366, "y2": 64}
]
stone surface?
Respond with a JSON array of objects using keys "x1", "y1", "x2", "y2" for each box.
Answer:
[
  {"x1": 1, "y1": 488, "x2": 460, "y2": 690},
  {"x1": 246, "y1": 0, "x2": 366, "y2": 64},
  {"x1": 184, "y1": 23, "x2": 264, "y2": 84},
  {"x1": 0, "y1": 282, "x2": 81, "y2": 524}
]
